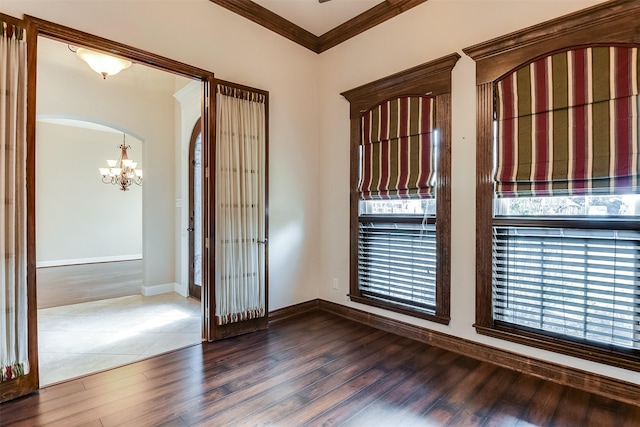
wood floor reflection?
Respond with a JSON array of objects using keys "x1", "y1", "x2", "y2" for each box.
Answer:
[{"x1": 2, "y1": 310, "x2": 638, "y2": 426}]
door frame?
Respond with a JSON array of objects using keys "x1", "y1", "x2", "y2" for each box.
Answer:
[{"x1": 1, "y1": 14, "x2": 215, "y2": 402}]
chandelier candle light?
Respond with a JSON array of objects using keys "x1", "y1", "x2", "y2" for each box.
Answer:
[{"x1": 99, "y1": 134, "x2": 143, "y2": 191}]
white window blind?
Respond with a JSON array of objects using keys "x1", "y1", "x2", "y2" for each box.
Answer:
[
  {"x1": 358, "y1": 220, "x2": 436, "y2": 313},
  {"x1": 493, "y1": 226, "x2": 640, "y2": 349}
]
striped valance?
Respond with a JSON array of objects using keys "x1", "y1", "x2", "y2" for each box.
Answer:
[
  {"x1": 216, "y1": 84, "x2": 266, "y2": 104},
  {"x1": 359, "y1": 96, "x2": 436, "y2": 200},
  {"x1": 495, "y1": 46, "x2": 639, "y2": 198}
]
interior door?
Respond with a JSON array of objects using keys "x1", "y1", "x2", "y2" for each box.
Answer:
[{"x1": 209, "y1": 81, "x2": 269, "y2": 341}]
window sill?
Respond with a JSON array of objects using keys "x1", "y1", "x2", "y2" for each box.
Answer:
[
  {"x1": 349, "y1": 294, "x2": 450, "y2": 325},
  {"x1": 474, "y1": 323, "x2": 640, "y2": 372}
]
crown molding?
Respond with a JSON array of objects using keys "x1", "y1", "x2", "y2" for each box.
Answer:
[{"x1": 209, "y1": 0, "x2": 430, "y2": 54}]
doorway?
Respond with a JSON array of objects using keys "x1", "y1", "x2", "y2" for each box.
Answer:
[{"x1": 34, "y1": 35, "x2": 204, "y2": 385}]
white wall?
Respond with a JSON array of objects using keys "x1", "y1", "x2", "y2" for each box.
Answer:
[
  {"x1": 35, "y1": 122, "x2": 142, "y2": 265},
  {"x1": 2, "y1": 0, "x2": 321, "y2": 307},
  {"x1": 34, "y1": 36, "x2": 179, "y2": 286},
  {"x1": 317, "y1": 0, "x2": 639, "y2": 386}
]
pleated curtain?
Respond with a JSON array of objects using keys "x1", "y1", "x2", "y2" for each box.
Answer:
[
  {"x1": 359, "y1": 95, "x2": 436, "y2": 200},
  {"x1": 215, "y1": 85, "x2": 266, "y2": 326},
  {"x1": 1, "y1": 20, "x2": 29, "y2": 382},
  {"x1": 495, "y1": 46, "x2": 639, "y2": 197}
]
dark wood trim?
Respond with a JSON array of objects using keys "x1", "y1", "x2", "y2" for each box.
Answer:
[
  {"x1": 341, "y1": 53, "x2": 460, "y2": 117},
  {"x1": 341, "y1": 53, "x2": 459, "y2": 326},
  {"x1": 348, "y1": 295, "x2": 449, "y2": 325},
  {"x1": 25, "y1": 16, "x2": 212, "y2": 81},
  {"x1": 317, "y1": 0, "x2": 429, "y2": 53},
  {"x1": 462, "y1": 0, "x2": 640, "y2": 84},
  {"x1": 315, "y1": 300, "x2": 640, "y2": 407},
  {"x1": 203, "y1": 76, "x2": 215, "y2": 342},
  {"x1": 476, "y1": 325, "x2": 640, "y2": 373},
  {"x1": 269, "y1": 300, "x2": 320, "y2": 323},
  {"x1": 0, "y1": 14, "x2": 39, "y2": 405},
  {"x1": 475, "y1": 82, "x2": 494, "y2": 329},
  {"x1": 209, "y1": 0, "x2": 430, "y2": 54},
  {"x1": 435, "y1": 93, "x2": 451, "y2": 322},
  {"x1": 464, "y1": 0, "x2": 640, "y2": 375},
  {"x1": 209, "y1": 78, "x2": 270, "y2": 341},
  {"x1": 188, "y1": 118, "x2": 202, "y2": 301},
  {"x1": 215, "y1": 78, "x2": 270, "y2": 97},
  {"x1": 208, "y1": 0, "x2": 318, "y2": 52},
  {"x1": 0, "y1": 12, "x2": 25, "y2": 28}
]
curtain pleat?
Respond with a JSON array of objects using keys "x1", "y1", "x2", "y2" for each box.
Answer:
[
  {"x1": 495, "y1": 46, "x2": 639, "y2": 197},
  {"x1": 214, "y1": 85, "x2": 266, "y2": 326},
  {"x1": 359, "y1": 96, "x2": 436, "y2": 200},
  {"x1": 1, "y1": 20, "x2": 29, "y2": 382}
]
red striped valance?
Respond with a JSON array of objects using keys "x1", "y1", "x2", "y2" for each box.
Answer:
[
  {"x1": 359, "y1": 96, "x2": 436, "y2": 199},
  {"x1": 495, "y1": 46, "x2": 639, "y2": 197}
]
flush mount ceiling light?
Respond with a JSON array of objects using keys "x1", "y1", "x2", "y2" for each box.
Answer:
[{"x1": 75, "y1": 47, "x2": 132, "y2": 79}]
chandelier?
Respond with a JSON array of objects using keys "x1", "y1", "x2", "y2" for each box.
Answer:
[{"x1": 99, "y1": 134, "x2": 143, "y2": 191}]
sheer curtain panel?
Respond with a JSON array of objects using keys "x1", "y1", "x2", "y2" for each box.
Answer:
[
  {"x1": 215, "y1": 85, "x2": 266, "y2": 325},
  {"x1": 0, "y1": 20, "x2": 28, "y2": 382}
]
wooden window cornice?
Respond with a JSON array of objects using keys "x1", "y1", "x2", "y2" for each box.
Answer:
[{"x1": 463, "y1": 0, "x2": 640, "y2": 84}]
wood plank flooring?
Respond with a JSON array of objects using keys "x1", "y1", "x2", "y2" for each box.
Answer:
[
  {"x1": 1, "y1": 310, "x2": 638, "y2": 426},
  {"x1": 36, "y1": 261, "x2": 142, "y2": 309}
]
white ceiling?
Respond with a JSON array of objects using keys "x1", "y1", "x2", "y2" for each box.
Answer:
[{"x1": 252, "y1": 0, "x2": 385, "y2": 36}]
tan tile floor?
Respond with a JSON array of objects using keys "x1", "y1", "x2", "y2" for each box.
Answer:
[{"x1": 37, "y1": 293, "x2": 201, "y2": 385}]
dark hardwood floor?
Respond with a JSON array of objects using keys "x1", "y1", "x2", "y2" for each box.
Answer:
[
  {"x1": 36, "y1": 260, "x2": 142, "y2": 309},
  {"x1": 1, "y1": 310, "x2": 638, "y2": 426}
]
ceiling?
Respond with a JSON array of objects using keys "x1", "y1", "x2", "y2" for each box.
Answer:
[{"x1": 252, "y1": 0, "x2": 385, "y2": 36}]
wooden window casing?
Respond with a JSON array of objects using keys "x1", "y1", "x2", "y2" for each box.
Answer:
[
  {"x1": 341, "y1": 54, "x2": 459, "y2": 324},
  {"x1": 463, "y1": 0, "x2": 640, "y2": 371}
]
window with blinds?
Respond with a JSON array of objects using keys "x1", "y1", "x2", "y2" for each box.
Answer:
[
  {"x1": 359, "y1": 220, "x2": 436, "y2": 313},
  {"x1": 493, "y1": 225, "x2": 640, "y2": 349},
  {"x1": 490, "y1": 45, "x2": 640, "y2": 360},
  {"x1": 343, "y1": 55, "x2": 458, "y2": 326}
]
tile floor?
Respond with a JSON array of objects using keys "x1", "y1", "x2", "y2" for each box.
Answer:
[{"x1": 38, "y1": 292, "x2": 202, "y2": 385}]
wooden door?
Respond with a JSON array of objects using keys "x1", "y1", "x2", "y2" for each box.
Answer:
[{"x1": 209, "y1": 81, "x2": 269, "y2": 341}]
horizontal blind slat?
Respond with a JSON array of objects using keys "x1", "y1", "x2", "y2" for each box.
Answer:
[
  {"x1": 492, "y1": 226, "x2": 640, "y2": 350},
  {"x1": 359, "y1": 221, "x2": 437, "y2": 311}
]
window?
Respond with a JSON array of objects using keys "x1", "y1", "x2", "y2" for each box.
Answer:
[
  {"x1": 342, "y1": 54, "x2": 460, "y2": 324},
  {"x1": 464, "y1": 1, "x2": 640, "y2": 370}
]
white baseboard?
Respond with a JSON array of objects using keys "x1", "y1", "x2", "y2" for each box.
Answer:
[
  {"x1": 174, "y1": 282, "x2": 189, "y2": 297},
  {"x1": 141, "y1": 282, "x2": 176, "y2": 296},
  {"x1": 37, "y1": 254, "x2": 143, "y2": 268}
]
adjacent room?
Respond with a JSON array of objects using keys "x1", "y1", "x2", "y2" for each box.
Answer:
[
  {"x1": 1, "y1": 0, "x2": 639, "y2": 425},
  {"x1": 34, "y1": 36, "x2": 204, "y2": 385}
]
